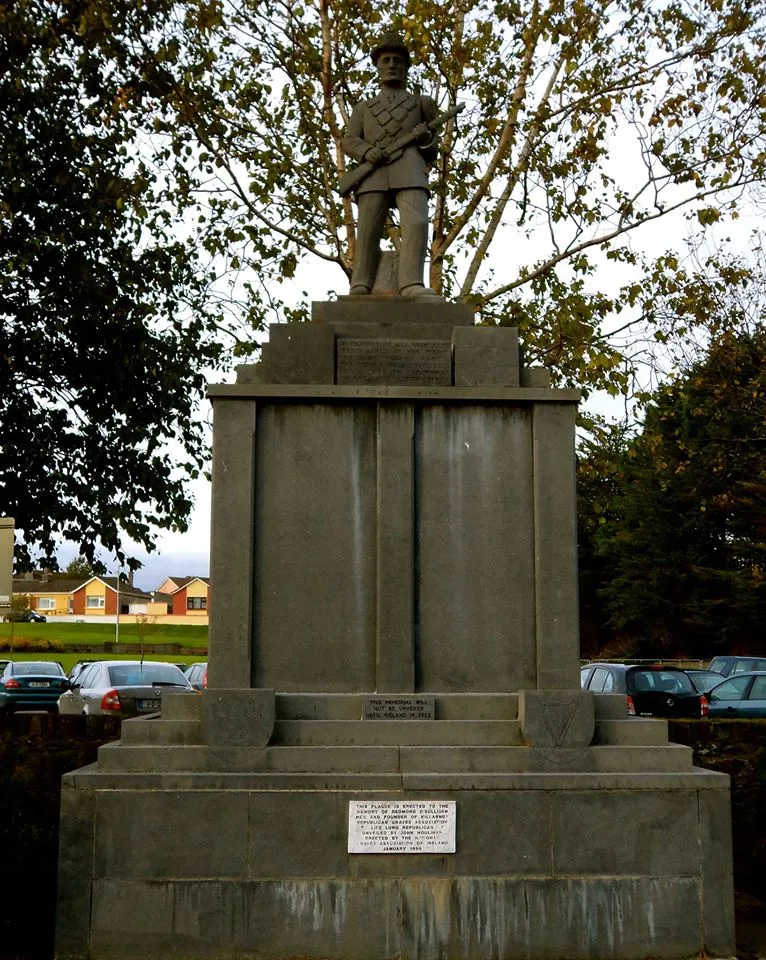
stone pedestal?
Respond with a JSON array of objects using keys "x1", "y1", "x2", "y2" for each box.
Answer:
[{"x1": 55, "y1": 298, "x2": 735, "y2": 960}]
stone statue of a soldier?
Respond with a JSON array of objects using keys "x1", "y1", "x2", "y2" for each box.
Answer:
[{"x1": 342, "y1": 32, "x2": 439, "y2": 298}]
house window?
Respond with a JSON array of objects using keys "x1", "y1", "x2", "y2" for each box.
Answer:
[
  {"x1": 187, "y1": 597, "x2": 207, "y2": 610},
  {"x1": 38, "y1": 598, "x2": 56, "y2": 610},
  {"x1": 86, "y1": 596, "x2": 105, "y2": 609}
]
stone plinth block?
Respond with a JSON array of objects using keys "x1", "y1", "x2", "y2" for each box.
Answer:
[
  {"x1": 236, "y1": 324, "x2": 335, "y2": 385},
  {"x1": 57, "y1": 769, "x2": 735, "y2": 960},
  {"x1": 202, "y1": 689, "x2": 275, "y2": 750},
  {"x1": 520, "y1": 366, "x2": 552, "y2": 388},
  {"x1": 313, "y1": 297, "x2": 474, "y2": 327},
  {"x1": 518, "y1": 689, "x2": 595, "y2": 748},
  {"x1": 453, "y1": 326, "x2": 520, "y2": 387}
]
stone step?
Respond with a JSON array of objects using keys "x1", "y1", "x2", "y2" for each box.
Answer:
[
  {"x1": 396, "y1": 744, "x2": 693, "y2": 774},
  {"x1": 271, "y1": 719, "x2": 524, "y2": 747},
  {"x1": 96, "y1": 743, "x2": 402, "y2": 775},
  {"x1": 96, "y1": 741, "x2": 693, "y2": 775},
  {"x1": 120, "y1": 718, "x2": 203, "y2": 746},
  {"x1": 594, "y1": 718, "x2": 668, "y2": 746},
  {"x1": 161, "y1": 694, "x2": 203, "y2": 721},
  {"x1": 275, "y1": 693, "x2": 519, "y2": 721},
  {"x1": 96, "y1": 743, "x2": 238, "y2": 773},
  {"x1": 110, "y1": 711, "x2": 669, "y2": 757}
]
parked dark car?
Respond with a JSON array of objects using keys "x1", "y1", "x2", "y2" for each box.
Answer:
[
  {"x1": 57, "y1": 660, "x2": 195, "y2": 716},
  {"x1": 184, "y1": 662, "x2": 208, "y2": 692},
  {"x1": 0, "y1": 660, "x2": 69, "y2": 712},
  {"x1": 580, "y1": 662, "x2": 709, "y2": 718},
  {"x1": 706, "y1": 672, "x2": 766, "y2": 718},
  {"x1": 684, "y1": 669, "x2": 727, "y2": 694},
  {"x1": 707, "y1": 655, "x2": 766, "y2": 678},
  {"x1": 2, "y1": 609, "x2": 47, "y2": 623}
]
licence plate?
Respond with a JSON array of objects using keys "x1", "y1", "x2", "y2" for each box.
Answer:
[
  {"x1": 137, "y1": 699, "x2": 161, "y2": 711},
  {"x1": 29, "y1": 681, "x2": 50, "y2": 688}
]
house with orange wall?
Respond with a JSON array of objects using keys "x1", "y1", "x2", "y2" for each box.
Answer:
[
  {"x1": 70, "y1": 576, "x2": 157, "y2": 616},
  {"x1": 155, "y1": 576, "x2": 210, "y2": 617},
  {"x1": 12, "y1": 572, "x2": 202, "y2": 619}
]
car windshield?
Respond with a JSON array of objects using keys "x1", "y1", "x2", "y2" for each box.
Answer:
[
  {"x1": 732, "y1": 659, "x2": 766, "y2": 675},
  {"x1": 687, "y1": 671, "x2": 724, "y2": 692},
  {"x1": 707, "y1": 657, "x2": 728, "y2": 673},
  {"x1": 10, "y1": 662, "x2": 64, "y2": 676},
  {"x1": 108, "y1": 664, "x2": 187, "y2": 686},
  {"x1": 709, "y1": 676, "x2": 751, "y2": 701},
  {"x1": 628, "y1": 669, "x2": 696, "y2": 695}
]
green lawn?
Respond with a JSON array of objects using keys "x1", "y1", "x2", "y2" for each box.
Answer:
[
  {"x1": 0, "y1": 621, "x2": 207, "y2": 646},
  {"x1": 1, "y1": 651, "x2": 203, "y2": 672}
]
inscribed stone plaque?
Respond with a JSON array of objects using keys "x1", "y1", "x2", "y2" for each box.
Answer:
[
  {"x1": 348, "y1": 800, "x2": 456, "y2": 854},
  {"x1": 363, "y1": 697, "x2": 435, "y2": 720},
  {"x1": 337, "y1": 338, "x2": 451, "y2": 385}
]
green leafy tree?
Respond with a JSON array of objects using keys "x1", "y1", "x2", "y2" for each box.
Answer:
[
  {"x1": 596, "y1": 328, "x2": 766, "y2": 657},
  {"x1": 125, "y1": 0, "x2": 766, "y2": 392},
  {"x1": 0, "y1": 0, "x2": 226, "y2": 571},
  {"x1": 65, "y1": 557, "x2": 95, "y2": 579},
  {"x1": 5, "y1": 0, "x2": 766, "y2": 571}
]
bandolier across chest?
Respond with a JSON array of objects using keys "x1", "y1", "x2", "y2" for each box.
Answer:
[{"x1": 367, "y1": 92, "x2": 421, "y2": 147}]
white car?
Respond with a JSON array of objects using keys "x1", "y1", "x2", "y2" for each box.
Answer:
[{"x1": 57, "y1": 660, "x2": 194, "y2": 716}]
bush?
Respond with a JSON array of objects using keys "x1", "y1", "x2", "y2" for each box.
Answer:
[{"x1": 0, "y1": 637, "x2": 66, "y2": 652}]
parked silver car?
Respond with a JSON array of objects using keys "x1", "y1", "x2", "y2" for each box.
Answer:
[
  {"x1": 184, "y1": 661, "x2": 208, "y2": 692},
  {"x1": 57, "y1": 660, "x2": 194, "y2": 716}
]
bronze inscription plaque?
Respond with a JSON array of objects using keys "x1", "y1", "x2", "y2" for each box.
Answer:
[{"x1": 337, "y1": 338, "x2": 451, "y2": 386}]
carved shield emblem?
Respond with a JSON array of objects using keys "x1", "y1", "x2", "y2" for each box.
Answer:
[
  {"x1": 202, "y1": 689, "x2": 275, "y2": 750},
  {"x1": 541, "y1": 699, "x2": 579, "y2": 747},
  {"x1": 519, "y1": 690, "x2": 595, "y2": 750}
]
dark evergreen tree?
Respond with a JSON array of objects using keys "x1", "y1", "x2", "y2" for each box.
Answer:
[
  {"x1": 576, "y1": 418, "x2": 630, "y2": 657},
  {"x1": 596, "y1": 330, "x2": 766, "y2": 657}
]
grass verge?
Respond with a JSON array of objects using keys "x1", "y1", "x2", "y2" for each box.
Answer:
[
  {"x1": 0, "y1": 621, "x2": 207, "y2": 646},
  {"x1": 1, "y1": 651, "x2": 201, "y2": 672}
]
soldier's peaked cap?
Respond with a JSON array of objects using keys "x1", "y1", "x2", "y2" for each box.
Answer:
[{"x1": 371, "y1": 31, "x2": 411, "y2": 68}]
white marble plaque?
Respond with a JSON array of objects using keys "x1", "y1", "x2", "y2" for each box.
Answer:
[{"x1": 348, "y1": 800, "x2": 456, "y2": 854}]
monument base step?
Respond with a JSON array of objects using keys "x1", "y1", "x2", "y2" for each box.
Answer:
[
  {"x1": 95, "y1": 740, "x2": 694, "y2": 775},
  {"x1": 271, "y1": 719, "x2": 525, "y2": 746},
  {"x1": 56, "y1": 764, "x2": 735, "y2": 960}
]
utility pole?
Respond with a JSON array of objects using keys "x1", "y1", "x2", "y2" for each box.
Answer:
[{"x1": 0, "y1": 518, "x2": 13, "y2": 621}]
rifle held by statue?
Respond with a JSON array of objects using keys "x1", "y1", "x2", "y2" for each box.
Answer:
[{"x1": 338, "y1": 102, "x2": 465, "y2": 198}]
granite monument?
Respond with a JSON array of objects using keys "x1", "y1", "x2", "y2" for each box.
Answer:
[{"x1": 55, "y1": 30, "x2": 735, "y2": 960}]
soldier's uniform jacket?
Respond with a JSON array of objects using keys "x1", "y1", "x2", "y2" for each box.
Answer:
[{"x1": 343, "y1": 88, "x2": 439, "y2": 195}]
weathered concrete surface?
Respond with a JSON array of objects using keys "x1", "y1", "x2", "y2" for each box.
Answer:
[
  {"x1": 57, "y1": 773, "x2": 734, "y2": 960},
  {"x1": 207, "y1": 399, "x2": 256, "y2": 690},
  {"x1": 452, "y1": 325, "x2": 520, "y2": 386},
  {"x1": 252, "y1": 403, "x2": 378, "y2": 691},
  {"x1": 207, "y1": 392, "x2": 581, "y2": 694},
  {"x1": 85, "y1": 875, "x2": 708, "y2": 960},
  {"x1": 312, "y1": 297, "x2": 475, "y2": 326}
]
